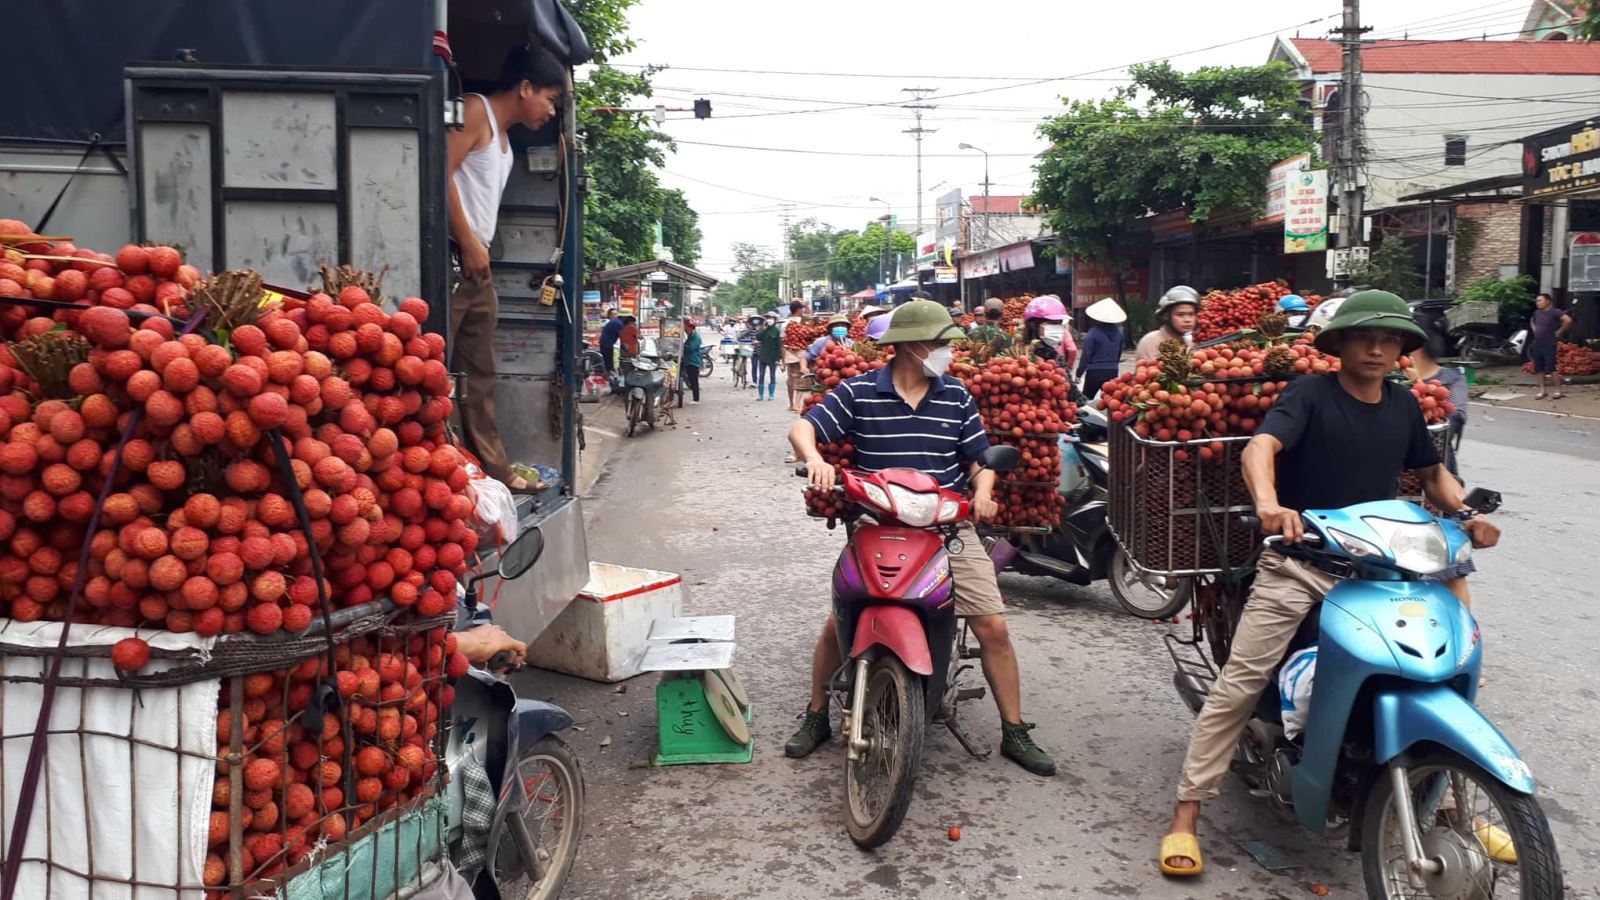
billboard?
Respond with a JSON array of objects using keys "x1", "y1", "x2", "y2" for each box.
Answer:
[
  {"x1": 1522, "y1": 118, "x2": 1600, "y2": 198},
  {"x1": 1259, "y1": 153, "x2": 1310, "y2": 225},
  {"x1": 1284, "y1": 170, "x2": 1328, "y2": 254}
]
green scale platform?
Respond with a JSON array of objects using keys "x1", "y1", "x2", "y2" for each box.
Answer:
[{"x1": 637, "y1": 616, "x2": 753, "y2": 766}]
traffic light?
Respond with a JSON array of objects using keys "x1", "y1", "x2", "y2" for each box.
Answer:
[{"x1": 694, "y1": 98, "x2": 712, "y2": 120}]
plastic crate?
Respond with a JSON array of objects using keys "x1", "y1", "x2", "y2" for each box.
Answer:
[
  {"x1": 1107, "y1": 426, "x2": 1257, "y2": 577},
  {"x1": 1446, "y1": 300, "x2": 1499, "y2": 331}
]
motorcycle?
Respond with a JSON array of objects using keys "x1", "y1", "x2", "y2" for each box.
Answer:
[
  {"x1": 1001, "y1": 403, "x2": 1192, "y2": 619},
  {"x1": 1168, "y1": 496, "x2": 1561, "y2": 898},
  {"x1": 807, "y1": 445, "x2": 1021, "y2": 849},
  {"x1": 1410, "y1": 298, "x2": 1527, "y2": 365},
  {"x1": 447, "y1": 526, "x2": 585, "y2": 900},
  {"x1": 621, "y1": 351, "x2": 669, "y2": 437}
]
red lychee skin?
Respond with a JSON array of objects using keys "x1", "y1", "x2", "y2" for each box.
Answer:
[
  {"x1": 111, "y1": 637, "x2": 151, "y2": 672},
  {"x1": 338, "y1": 286, "x2": 371, "y2": 308},
  {"x1": 146, "y1": 245, "x2": 182, "y2": 278},
  {"x1": 243, "y1": 757, "x2": 280, "y2": 792},
  {"x1": 222, "y1": 364, "x2": 263, "y2": 397},
  {"x1": 246, "y1": 602, "x2": 283, "y2": 635},
  {"x1": 115, "y1": 244, "x2": 149, "y2": 274},
  {"x1": 193, "y1": 344, "x2": 232, "y2": 378},
  {"x1": 247, "y1": 393, "x2": 289, "y2": 429},
  {"x1": 78, "y1": 306, "x2": 132, "y2": 348}
]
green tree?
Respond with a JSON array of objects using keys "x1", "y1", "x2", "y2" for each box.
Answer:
[
  {"x1": 1575, "y1": 1, "x2": 1598, "y2": 39},
  {"x1": 709, "y1": 242, "x2": 781, "y2": 314},
  {"x1": 1347, "y1": 238, "x2": 1423, "y2": 298},
  {"x1": 787, "y1": 218, "x2": 852, "y2": 285},
  {"x1": 1459, "y1": 274, "x2": 1538, "y2": 332},
  {"x1": 567, "y1": 0, "x2": 703, "y2": 271},
  {"x1": 830, "y1": 222, "x2": 915, "y2": 291},
  {"x1": 1030, "y1": 61, "x2": 1314, "y2": 300}
]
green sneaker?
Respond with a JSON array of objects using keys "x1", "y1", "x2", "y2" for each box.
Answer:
[
  {"x1": 1000, "y1": 721, "x2": 1057, "y2": 776},
  {"x1": 784, "y1": 708, "x2": 833, "y2": 758}
]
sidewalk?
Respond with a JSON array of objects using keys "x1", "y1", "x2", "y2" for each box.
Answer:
[{"x1": 1469, "y1": 366, "x2": 1600, "y2": 420}]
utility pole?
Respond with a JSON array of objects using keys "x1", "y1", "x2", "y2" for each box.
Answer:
[
  {"x1": 779, "y1": 205, "x2": 793, "y2": 305},
  {"x1": 902, "y1": 87, "x2": 937, "y2": 237},
  {"x1": 1333, "y1": 0, "x2": 1369, "y2": 286}
]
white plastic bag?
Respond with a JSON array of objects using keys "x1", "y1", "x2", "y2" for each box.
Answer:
[
  {"x1": 469, "y1": 474, "x2": 518, "y2": 545},
  {"x1": 1279, "y1": 646, "x2": 1317, "y2": 741}
]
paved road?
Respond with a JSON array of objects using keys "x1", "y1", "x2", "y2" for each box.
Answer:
[{"x1": 519, "y1": 365, "x2": 1599, "y2": 899}]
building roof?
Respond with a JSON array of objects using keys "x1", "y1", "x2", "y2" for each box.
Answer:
[
  {"x1": 591, "y1": 259, "x2": 719, "y2": 288},
  {"x1": 1285, "y1": 37, "x2": 1600, "y2": 76},
  {"x1": 968, "y1": 195, "x2": 1029, "y2": 215}
]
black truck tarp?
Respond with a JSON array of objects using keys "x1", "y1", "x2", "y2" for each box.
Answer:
[{"x1": 5, "y1": 0, "x2": 591, "y2": 146}]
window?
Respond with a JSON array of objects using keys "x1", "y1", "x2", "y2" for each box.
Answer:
[{"x1": 1445, "y1": 136, "x2": 1467, "y2": 166}]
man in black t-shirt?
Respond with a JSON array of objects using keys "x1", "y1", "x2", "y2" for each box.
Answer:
[{"x1": 1159, "y1": 291, "x2": 1502, "y2": 877}]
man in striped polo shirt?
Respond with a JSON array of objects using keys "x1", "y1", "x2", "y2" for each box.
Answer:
[{"x1": 782, "y1": 300, "x2": 1057, "y2": 776}]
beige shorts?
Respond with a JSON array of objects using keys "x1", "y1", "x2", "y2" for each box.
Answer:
[{"x1": 946, "y1": 522, "x2": 1007, "y2": 617}]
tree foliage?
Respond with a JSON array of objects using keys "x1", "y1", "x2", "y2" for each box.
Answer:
[
  {"x1": 709, "y1": 242, "x2": 782, "y2": 315},
  {"x1": 830, "y1": 222, "x2": 915, "y2": 291},
  {"x1": 567, "y1": 0, "x2": 702, "y2": 271},
  {"x1": 1347, "y1": 238, "x2": 1423, "y2": 298},
  {"x1": 1030, "y1": 62, "x2": 1315, "y2": 272},
  {"x1": 1575, "y1": 1, "x2": 1599, "y2": 40},
  {"x1": 788, "y1": 218, "x2": 853, "y2": 284}
]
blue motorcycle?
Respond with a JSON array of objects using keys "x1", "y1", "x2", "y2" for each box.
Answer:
[{"x1": 1170, "y1": 498, "x2": 1561, "y2": 898}]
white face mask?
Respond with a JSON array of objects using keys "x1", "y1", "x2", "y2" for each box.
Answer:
[
  {"x1": 1041, "y1": 323, "x2": 1066, "y2": 348},
  {"x1": 919, "y1": 345, "x2": 954, "y2": 378}
]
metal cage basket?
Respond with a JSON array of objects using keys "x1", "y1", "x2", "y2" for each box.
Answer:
[
  {"x1": 1445, "y1": 300, "x2": 1499, "y2": 331},
  {"x1": 1107, "y1": 427, "x2": 1256, "y2": 577}
]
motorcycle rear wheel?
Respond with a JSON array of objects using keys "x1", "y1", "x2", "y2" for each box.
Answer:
[
  {"x1": 845, "y1": 657, "x2": 926, "y2": 849},
  {"x1": 1361, "y1": 751, "x2": 1561, "y2": 900},
  {"x1": 1107, "y1": 549, "x2": 1192, "y2": 620}
]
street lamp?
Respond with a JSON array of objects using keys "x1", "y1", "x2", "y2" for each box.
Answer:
[
  {"x1": 958, "y1": 143, "x2": 991, "y2": 248},
  {"x1": 868, "y1": 196, "x2": 892, "y2": 286}
]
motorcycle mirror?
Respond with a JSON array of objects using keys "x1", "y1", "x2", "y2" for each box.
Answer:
[
  {"x1": 1463, "y1": 487, "x2": 1501, "y2": 515},
  {"x1": 497, "y1": 527, "x2": 546, "y2": 581},
  {"x1": 978, "y1": 445, "x2": 1021, "y2": 473}
]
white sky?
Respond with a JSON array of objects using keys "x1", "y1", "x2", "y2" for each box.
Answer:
[{"x1": 599, "y1": 0, "x2": 1542, "y2": 281}]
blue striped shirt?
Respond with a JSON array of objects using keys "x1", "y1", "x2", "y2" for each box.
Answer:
[{"x1": 803, "y1": 366, "x2": 990, "y2": 490}]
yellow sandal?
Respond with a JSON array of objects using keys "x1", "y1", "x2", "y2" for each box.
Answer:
[{"x1": 1159, "y1": 832, "x2": 1204, "y2": 877}]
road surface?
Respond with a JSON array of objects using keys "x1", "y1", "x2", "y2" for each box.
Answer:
[{"x1": 519, "y1": 366, "x2": 1599, "y2": 899}]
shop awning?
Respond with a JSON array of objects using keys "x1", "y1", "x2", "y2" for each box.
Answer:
[
  {"x1": 1398, "y1": 173, "x2": 1522, "y2": 204},
  {"x1": 591, "y1": 259, "x2": 719, "y2": 288},
  {"x1": 847, "y1": 288, "x2": 877, "y2": 301}
]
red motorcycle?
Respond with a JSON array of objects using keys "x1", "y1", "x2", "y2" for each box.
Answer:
[{"x1": 804, "y1": 444, "x2": 1019, "y2": 848}]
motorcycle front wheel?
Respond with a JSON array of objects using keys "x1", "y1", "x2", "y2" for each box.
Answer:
[
  {"x1": 491, "y1": 734, "x2": 586, "y2": 900},
  {"x1": 625, "y1": 397, "x2": 640, "y2": 437},
  {"x1": 1361, "y1": 751, "x2": 1561, "y2": 899},
  {"x1": 1107, "y1": 548, "x2": 1192, "y2": 620},
  {"x1": 845, "y1": 656, "x2": 925, "y2": 849}
]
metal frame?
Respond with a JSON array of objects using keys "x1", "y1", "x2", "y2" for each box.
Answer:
[{"x1": 125, "y1": 63, "x2": 449, "y2": 323}]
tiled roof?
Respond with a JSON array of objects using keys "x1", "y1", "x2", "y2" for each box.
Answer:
[{"x1": 1288, "y1": 37, "x2": 1600, "y2": 75}]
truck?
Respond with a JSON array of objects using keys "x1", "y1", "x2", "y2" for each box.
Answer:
[{"x1": 1, "y1": 0, "x2": 595, "y2": 643}]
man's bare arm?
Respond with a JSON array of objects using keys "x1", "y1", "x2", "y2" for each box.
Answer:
[{"x1": 1241, "y1": 432, "x2": 1302, "y2": 542}]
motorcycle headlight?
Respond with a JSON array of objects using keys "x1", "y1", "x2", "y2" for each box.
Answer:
[
  {"x1": 860, "y1": 482, "x2": 891, "y2": 512},
  {"x1": 1327, "y1": 528, "x2": 1385, "y2": 560},
  {"x1": 1363, "y1": 517, "x2": 1451, "y2": 575},
  {"x1": 886, "y1": 484, "x2": 939, "y2": 527}
]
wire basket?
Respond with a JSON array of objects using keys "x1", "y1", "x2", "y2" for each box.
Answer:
[
  {"x1": 0, "y1": 606, "x2": 455, "y2": 899},
  {"x1": 1396, "y1": 423, "x2": 1453, "y2": 502},
  {"x1": 1107, "y1": 426, "x2": 1257, "y2": 577},
  {"x1": 1446, "y1": 300, "x2": 1499, "y2": 331}
]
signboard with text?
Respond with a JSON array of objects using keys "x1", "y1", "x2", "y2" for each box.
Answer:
[
  {"x1": 1259, "y1": 153, "x2": 1311, "y2": 225},
  {"x1": 1284, "y1": 169, "x2": 1328, "y2": 254},
  {"x1": 1071, "y1": 259, "x2": 1147, "y2": 309},
  {"x1": 1523, "y1": 119, "x2": 1600, "y2": 198}
]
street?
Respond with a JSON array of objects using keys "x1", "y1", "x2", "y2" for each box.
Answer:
[{"x1": 521, "y1": 367, "x2": 1600, "y2": 900}]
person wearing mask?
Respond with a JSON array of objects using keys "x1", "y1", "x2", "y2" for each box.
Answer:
[
  {"x1": 1277, "y1": 294, "x2": 1310, "y2": 331},
  {"x1": 784, "y1": 300, "x2": 1057, "y2": 776},
  {"x1": 807, "y1": 313, "x2": 853, "y2": 362},
  {"x1": 448, "y1": 45, "x2": 566, "y2": 492},
  {"x1": 967, "y1": 298, "x2": 1011, "y2": 354},
  {"x1": 1077, "y1": 297, "x2": 1126, "y2": 399},
  {"x1": 1020, "y1": 295, "x2": 1077, "y2": 370},
  {"x1": 1136, "y1": 286, "x2": 1202, "y2": 361},
  {"x1": 599, "y1": 311, "x2": 627, "y2": 374},
  {"x1": 680, "y1": 318, "x2": 704, "y2": 404},
  {"x1": 755, "y1": 316, "x2": 782, "y2": 401},
  {"x1": 1529, "y1": 293, "x2": 1573, "y2": 400}
]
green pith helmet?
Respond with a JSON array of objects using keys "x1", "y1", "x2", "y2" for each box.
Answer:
[
  {"x1": 876, "y1": 299, "x2": 965, "y2": 345},
  {"x1": 1312, "y1": 289, "x2": 1426, "y2": 355}
]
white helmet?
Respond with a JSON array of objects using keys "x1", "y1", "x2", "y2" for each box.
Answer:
[
  {"x1": 1156, "y1": 285, "x2": 1201, "y2": 321},
  {"x1": 1305, "y1": 296, "x2": 1344, "y2": 331}
]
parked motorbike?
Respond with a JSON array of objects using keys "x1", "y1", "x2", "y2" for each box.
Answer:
[
  {"x1": 1001, "y1": 404, "x2": 1192, "y2": 619},
  {"x1": 1410, "y1": 299, "x2": 1527, "y2": 365},
  {"x1": 1168, "y1": 494, "x2": 1561, "y2": 898},
  {"x1": 804, "y1": 445, "x2": 1020, "y2": 848},
  {"x1": 621, "y1": 352, "x2": 668, "y2": 437},
  {"x1": 447, "y1": 527, "x2": 585, "y2": 900}
]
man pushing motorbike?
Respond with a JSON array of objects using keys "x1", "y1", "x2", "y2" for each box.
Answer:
[
  {"x1": 783, "y1": 300, "x2": 1058, "y2": 776},
  {"x1": 1160, "y1": 291, "x2": 1502, "y2": 876}
]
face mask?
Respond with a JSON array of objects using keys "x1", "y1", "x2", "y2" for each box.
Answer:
[
  {"x1": 831, "y1": 327, "x2": 849, "y2": 339},
  {"x1": 1041, "y1": 323, "x2": 1066, "y2": 348},
  {"x1": 919, "y1": 345, "x2": 954, "y2": 378}
]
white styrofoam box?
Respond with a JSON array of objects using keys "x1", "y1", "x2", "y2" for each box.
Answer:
[
  {"x1": 0, "y1": 621, "x2": 219, "y2": 899},
  {"x1": 527, "y1": 562, "x2": 683, "y2": 682}
]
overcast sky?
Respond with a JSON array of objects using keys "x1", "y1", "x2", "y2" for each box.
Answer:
[{"x1": 597, "y1": 0, "x2": 1542, "y2": 281}]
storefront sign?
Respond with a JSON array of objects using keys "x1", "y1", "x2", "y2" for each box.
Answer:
[
  {"x1": 1523, "y1": 119, "x2": 1600, "y2": 198},
  {"x1": 1071, "y1": 260, "x2": 1147, "y2": 309},
  {"x1": 961, "y1": 249, "x2": 1000, "y2": 279},
  {"x1": 1259, "y1": 153, "x2": 1311, "y2": 225},
  {"x1": 618, "y1": 287, "x2": 639, "y2": 317},
  {"x1": 1284, "y1": 170, "x2": 1329, "y2": 254},
  {"x1": 915, "y1": 230, "x2": 938, "y2": 270},
  {"x1": 999, "y1": 242, "x2": 1035, "y2": 272},
  {"x1": 935, "y1": 266, "x2": 958, "y2": 284},
  {"x1": 1149, "y1": 209, "x2": 1194, "y2": 244}
]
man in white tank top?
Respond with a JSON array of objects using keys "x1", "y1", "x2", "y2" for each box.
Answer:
[{"x1": 447, "y1": 45, "x2": 566, "y2": 490}]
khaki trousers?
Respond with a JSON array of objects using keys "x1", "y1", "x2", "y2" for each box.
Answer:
[
  {"x1": 448, "y1": 277, "x2": 513, "y2": 483},
  {"x1": 1176, "y1": 552, "x2": 1338, "y2": 802}
]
